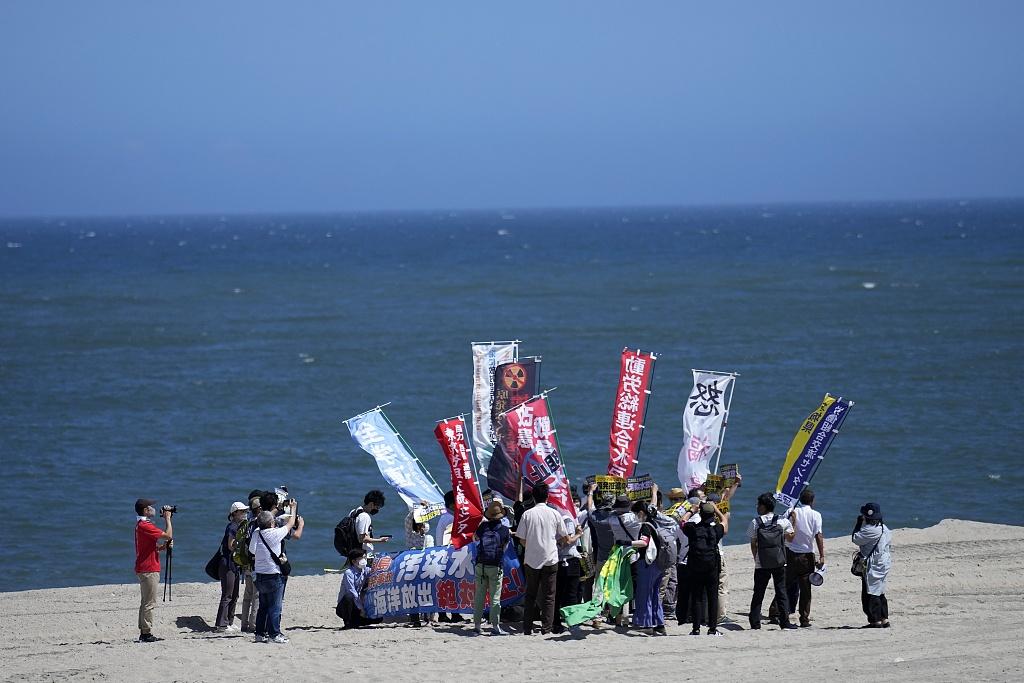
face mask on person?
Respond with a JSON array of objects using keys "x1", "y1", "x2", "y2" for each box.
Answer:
[
  {"x1": 369, "y1": 507, "x2": 379, "y2": 515},
  {"x1": 355, "y1": 558, "x2": 367, "y2": 569}
]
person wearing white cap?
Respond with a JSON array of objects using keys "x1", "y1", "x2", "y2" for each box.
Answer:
[{"x1": 214, "y1": 502, "x2": 249, "y2": 631}]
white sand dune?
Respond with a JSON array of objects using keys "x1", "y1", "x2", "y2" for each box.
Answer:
[{"x1": 2, "y1": 519, "x2": 1022, "y2": 681}]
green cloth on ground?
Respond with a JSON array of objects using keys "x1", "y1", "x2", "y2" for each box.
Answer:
[{"x1": 560, "y1": 545, "x2": 635, "y2": 627}]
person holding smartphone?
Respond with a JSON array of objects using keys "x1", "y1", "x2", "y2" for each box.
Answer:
[{"x1": 351, "y1": 489, "x2": 390, "y2": 557}]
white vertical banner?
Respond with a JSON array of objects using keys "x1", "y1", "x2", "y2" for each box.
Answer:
[
  {"x1": 677, "y1": 370, "x2": 737, "y2": 491},
  {"x1": 470, "y1": 341, "x2": 518, "y2": 476}
]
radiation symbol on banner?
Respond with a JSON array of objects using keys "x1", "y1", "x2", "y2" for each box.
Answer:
[{"x1": 502, "y1": 364, "x2": 528, "y2": 391}]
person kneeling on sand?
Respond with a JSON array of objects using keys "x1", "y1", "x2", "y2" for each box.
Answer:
[{"x1": 336, "y1": 548, "x2": 382, "y2": 629}]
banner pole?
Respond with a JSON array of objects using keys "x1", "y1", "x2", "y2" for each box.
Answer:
[
  {"x1": 342, "y1": 402, "x2": 393, "y2": 425},
  {"x1": 543, "y1": 393, "x2": 571, "y2": 485},
  {"x1": 712, "y1": 375, "x2": 738, "y2": 474},
  {"x1": 631, "y1": 351, "x2": 657, "y2": 476},
  {"x1": 380, "y1": 409, "x2": 444, "y2": 496}
]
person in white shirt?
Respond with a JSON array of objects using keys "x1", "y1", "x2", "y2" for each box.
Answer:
[
  {"x1": 515, "y1": 483, "x2": 573, "y2": 635},
  {"x1": 746, "y1": 492, "x2": 796, "y2": 630},
  {"x1": 770, "y1": 488, "x2": 825, "y2": 627},
  {"x1": 248, "y1": 506, "x2": 298, "y2": 643},
  {"x1": 350, "y1": 489, "x2": 389, "y2": 556}
]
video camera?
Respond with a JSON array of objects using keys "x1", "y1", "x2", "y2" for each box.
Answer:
[{"x1": 161, "y1": 504, "x2": 178, "y2": 515}]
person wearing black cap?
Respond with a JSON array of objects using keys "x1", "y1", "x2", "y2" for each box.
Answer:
[
  {"x1": 133, "y1": 498, "x2": 172, "y2": 643},
  {"x1": 852, "y1": 502, "x2": 892, "y2": 628}
]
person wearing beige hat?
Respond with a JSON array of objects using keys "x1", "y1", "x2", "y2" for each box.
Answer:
[
  {"x1": 473, "y1": 497, "x2": 512, "y2": 635},
  {"x1": 214, "y1": 501, "x2": 249, "y2": 631}
]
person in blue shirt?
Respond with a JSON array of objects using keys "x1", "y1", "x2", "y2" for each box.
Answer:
[{"x1": 336, "y1": 548, "x2": 381, "y2": 629}]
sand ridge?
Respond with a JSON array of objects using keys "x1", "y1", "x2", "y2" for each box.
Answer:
[{"x1": 2, "y1": 519, "x2": 1022, "y2": 681}]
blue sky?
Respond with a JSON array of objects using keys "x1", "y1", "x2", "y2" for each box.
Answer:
[{"x1": 1, "y1": 1, "x2": 1022, "y2": 216}]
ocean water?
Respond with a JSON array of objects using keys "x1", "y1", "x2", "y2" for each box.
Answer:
[{"x1": 1, "y1": 200, "x2": 1021, "y2": 592}]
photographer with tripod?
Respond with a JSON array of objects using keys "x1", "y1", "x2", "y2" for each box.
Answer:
[{"x1": 134, "y1": 498, "x2": 173, "y2": 643}]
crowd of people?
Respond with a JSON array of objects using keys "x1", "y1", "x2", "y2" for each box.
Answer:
[{"x1": 131, "y1": 477, "x2": 893, "y2": 643}]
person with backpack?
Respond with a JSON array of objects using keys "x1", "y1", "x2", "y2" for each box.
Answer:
[
  {"x1": 214, "y1": 501, "x2": 248, "y2": 632},
  {"x1": 683, "y1": 501, "x2": 727, "y2": 636},
  {"x1": 472, "y1": 497, "x2": 512, "y2": 635},
  {"x1": 335, "y1": 490, "x2": 390, "y2": 559},
  {"x1": 852, "y1": 502, "x2": 892, "y2": 628},
  {"x1": 237, "y1": 490, "x2": 262, "y2": 632},
  {"x1": 623, "y1": 501, "x2": 668, "y2": 635},
  {"x1": 747, "y1": 492, "x2": 796, "y2": 630}
]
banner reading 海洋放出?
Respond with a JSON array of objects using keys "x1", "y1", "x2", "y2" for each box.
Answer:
[
  {"x1": 434, "y1": 416, "x2": 483, "y2": 549},
  {"x1": 607, "y1": 349, "x2": 656, "y2": 478},
  {"x1": 775, "y1": 394, "x2": 854, "y2": 509},
  {"x1": 363, "y1": 543, "x2": 525, "y2": 618},
  {"x1": 677, "y1": 370, "x2": 736, "y2": 492},
  {"x1": 346, "y1": 408, "x2": 444, "y2": 509},
  {"x1": 471, "y1": 341, "x2": 518, "y2": 476},
  {"x1": 502, "y1": 393, "x2": 575, "y2": 520}
]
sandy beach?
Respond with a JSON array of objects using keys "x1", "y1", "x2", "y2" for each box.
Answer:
[{"x1": 2, "y1": 519, "x2": 1021, "y2": 681}]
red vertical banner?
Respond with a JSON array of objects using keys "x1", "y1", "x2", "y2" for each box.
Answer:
[
  {"x1": 607, "y1": 348, "x2": 657, "y2": 478},
  {"x1": 504, "y1": 395, "x2": 575, "y2": 520},
  {"x1": 434, "y1": 417, "x2": 484, "y2": 549}
]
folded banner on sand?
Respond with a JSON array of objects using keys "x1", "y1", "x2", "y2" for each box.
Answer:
[
  {"x1": 346, "y1": 408, "x2": 444, "y2": 509},
  {"x1": 775, "y1": 394, "x2": 854, "y2": 509},
  {"x1": 364, "y1": 544, "x2": 525, "y2": 618},
  {"x1": 471, "y1": 341, "x2": 518, "y2": 476},
  {"x1": 434, "y1": 417, "x2": 484, "y2": 549},
  {"x1": 560, "y1": 545, "x2": 635, "y2": 626},
  {"x1": 502, "y1": 393, "x2": 576, "y2": 519},
  {"x1": 677, "y1": 370, "x2": 736, "y2": 491},
  {"x1": 608, "y1": 349, "x2": 656, "y2": 478}
]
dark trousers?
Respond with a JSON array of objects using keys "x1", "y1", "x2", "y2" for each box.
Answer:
[
  {"x1": 335, "y1": 595, "x2": 382, "y2": 629},
  {"x1": 215, "y1": 559, "x2": 240, "y2": 627},
  {"x1": 553, "y1": 557, "x2": 581, "y2": 633},
  {"x1": 787, "y1": 550, "x2": 814, "y2": 623},
  {"x1": 675, "y1": 564, "x2": 692, "y2": 624},
  {"x1": 861, "y1": 576, "x2": 889, "y2": 623},
  {"x1": 689, "y1": 568, "x2": 720, "y2": 632},
  {"x1": 523, "y1": 563, "x2": 558, "y2": 634},
  {"x1": 751, "y1": 566, "x2": 790, "y2": 627}
]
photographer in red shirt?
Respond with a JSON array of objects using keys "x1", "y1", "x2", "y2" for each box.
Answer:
[{"x1": 134, "y1": 498, "x2": 173, "y2": 642}]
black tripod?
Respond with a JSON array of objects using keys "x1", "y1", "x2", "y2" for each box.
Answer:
[{"x1": 162, "y1": 541, "x2": 173, "y2": 602}]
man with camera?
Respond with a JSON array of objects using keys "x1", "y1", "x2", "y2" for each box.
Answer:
[{"x1": 133, "y1": 498, "x2": 173, "y2": 643}]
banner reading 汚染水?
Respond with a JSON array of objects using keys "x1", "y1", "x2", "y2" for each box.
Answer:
[
  {"x1": 363, "y1": 543, "x2": 525, "y2": 618},
  {"x1": 471, "y1": 341, "x2": 518, "y2": 476},
  {"x1": 677, "y1": 370, "x2": 736, "y2": 491},
  {"x1": 775, "y1": 394, "x2": 854, "y2": 509},
  {"x1": 502, "y1": 394, "x2": 575, "y2": 520},
  {"x1": 346, "y1": 408, "x2": 444, "y2": 509},
  {"x1": 607, "y1": 349, "x2": 656, "y2": 478},
  {"x1": 434, "y1": 416, "x2": 484, "y2": 549}
]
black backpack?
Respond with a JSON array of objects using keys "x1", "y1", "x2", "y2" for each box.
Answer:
[
  {"x1": 756, "y1": 514, "x2": 786, "y2": 569},
  {"x1": 687, "y1": 522, "x2": 720, "y2": 572},
  {"x1": 334, "y1": 508, "x2": 365, "y2": 557},
  {"x1": 643, "y1": 522, "x2": 674, "y2": 572},
  {"x1": 651, "y1": 513, "x2": 680, "y2": 568},
  {"x1": 587, "y1": 509, "x2": 616, "y2": 562}
]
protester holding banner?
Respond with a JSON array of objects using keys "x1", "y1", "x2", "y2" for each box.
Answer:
[
  {"x1": 624, "y1": 502, "x2": 667, "y2": 635},
  {"x1": 473, "y1": 498, "x2": 512, "y2": 635},
  {"x1": 336, "y1": 549, "x2": 381, "y2": 629},
  {"x1": 769, "y1": 488, "x2": 824, "y2": 627},
  {"x1": 516, "y1": 483, "x2": 571, "y2": 636},
  {"x1": 683, "y1": 501, "x2": 726, "y2": 636},
  {"x1": 852, "y1": 503, "x2": 892, "y2": 628},
  {"x1": 583, "y1": 482, "x2": 616, "y2": 605}
]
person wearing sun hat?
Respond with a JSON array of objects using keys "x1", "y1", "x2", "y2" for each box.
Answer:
[
  {"x1": 473, "y1": 497, "x2": 512, "y2": 635},
  {"x1": 214, "y1": 502, "x2": 249, "y2": 631},
  {"x1": 852, "y1": 502, "x2": 893, "y2": 628}
]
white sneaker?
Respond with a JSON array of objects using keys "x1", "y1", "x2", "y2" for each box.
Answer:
[
  {"x1": 270, "y1": 634, "x2": 289, "y2": 644},
  {"x1": 224, "y1": 624, "x2": 239, "y2": 632}
]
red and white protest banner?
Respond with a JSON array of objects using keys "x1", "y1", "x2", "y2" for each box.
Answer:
[
  {"x1": 434, "y1": 417, "x2": 484, "y2": 549},
  {"x1": 607, "y1": 349, "x2": 657, "y2": 478},
  {"x1": 503, "y1": 394, "x2": 575, "y2": 520}
]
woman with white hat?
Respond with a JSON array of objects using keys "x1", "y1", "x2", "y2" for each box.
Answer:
[{"x1": 214, "y1": 501, "x2": 249, "y2": 631}]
